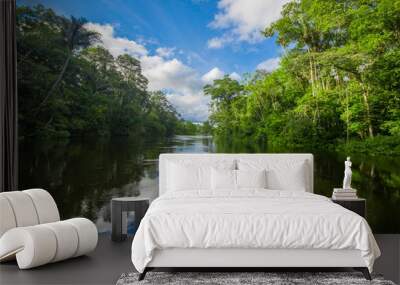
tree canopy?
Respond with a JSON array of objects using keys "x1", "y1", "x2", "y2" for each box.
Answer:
[
  {"x1": 205, "y1": 0, "x2": 400, "y2": 154},
  {"x1": 17, "y1": 5, "x2": 191, "y2": 138}
]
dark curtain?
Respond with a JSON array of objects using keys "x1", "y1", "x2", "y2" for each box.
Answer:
[{"x1": 0, "y1": 0, "x2": 18, "y2": 192}]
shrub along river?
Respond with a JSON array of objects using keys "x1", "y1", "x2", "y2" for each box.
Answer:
[{"x1": 19, "y1": 135, "x2": 400, "y2": 234}]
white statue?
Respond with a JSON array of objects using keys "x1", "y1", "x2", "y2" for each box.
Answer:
[{"x1": 343, "y1": 157, "x2": 352, "y2": 190}]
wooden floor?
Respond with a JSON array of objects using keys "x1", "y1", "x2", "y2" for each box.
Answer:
[{"x1": 0, "y1": 234, "x2": 399, "y2": 285}]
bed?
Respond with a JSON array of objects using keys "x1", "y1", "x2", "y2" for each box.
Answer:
[{"x1": 131, "y1": 154, "x2": 380, "y2": 280}]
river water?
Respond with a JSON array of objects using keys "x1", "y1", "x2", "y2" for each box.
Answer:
[{"x1": 19, "y1": 135, "x2": 400, "y2": 233}]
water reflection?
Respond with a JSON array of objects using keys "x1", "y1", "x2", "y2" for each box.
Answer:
[{"x1": 19, "y1": 135, "x2": 399, "y2": 233}]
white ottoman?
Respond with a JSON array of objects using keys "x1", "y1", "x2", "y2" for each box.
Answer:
[{"x1": 0, "y1": 189, "x2": 98, "y2": 269}]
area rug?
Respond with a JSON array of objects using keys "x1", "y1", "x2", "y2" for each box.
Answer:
[{"x1": 116, "y1": 272, "x2": 396, "y2": 285}]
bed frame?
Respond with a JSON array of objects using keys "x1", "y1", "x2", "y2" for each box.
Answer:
[
  {"x1": 139, "y1": 154, "x2": 371, "y2": 280},
  {"x1": 140, "y1": 248, "x2": 370, "y2": 280}
]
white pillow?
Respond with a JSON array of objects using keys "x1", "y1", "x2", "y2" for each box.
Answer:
[
  {"x1": 238, "y1": 159, "x2": 308, "y2": 191},
  {"x1": 236, "y1": 169, "x2": 267, "y2": 189},
  {"x1": 167, "y1": 159, "x2": 236, "y2": 192},
  {"x1": 167, "y1": 162, "x2": 211, "y2": 191},
  {"x1": 211, "y1": 168, "x2": 236, "y2": 191},
  {"x1": 266, "y1": 163, "x2": 307, "y2": 191}
]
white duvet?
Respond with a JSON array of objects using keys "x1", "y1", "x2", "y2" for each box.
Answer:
[{"x1": 131, "y1": 190, "x2": 380, "y2": 273}]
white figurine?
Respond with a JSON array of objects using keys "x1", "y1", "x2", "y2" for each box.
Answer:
[{"x1": 343, "y1": 156, "x2": 352, "y2": 190}]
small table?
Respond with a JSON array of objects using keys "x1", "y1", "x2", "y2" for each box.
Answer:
[
  {"x1": 332, "y1": 198, "x2": 366, "y2": 218},
  {"x1": 111, "y1": 196, "x2": 150, "y2": 242}
]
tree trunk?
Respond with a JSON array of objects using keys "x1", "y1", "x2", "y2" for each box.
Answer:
[
  {"x1": 308, "y1": 49, "x2": 320, "y2": 123},
  {"x1": 346, "y1": 88, "x2": 350, "y2": 144},
  {"x1": 360, "y1": 83, "x2": 374, "y2": 138},
  {"x1": 255, "y1": 95, "x2": 266, "y2": 122},
  {"x1": 35, "y1": 54, "x2": 72, "y2": 114}
]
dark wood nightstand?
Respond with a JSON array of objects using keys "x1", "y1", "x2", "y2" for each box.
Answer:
[{"x1": 332, "y1": 198, "x2": 366, "y2": 218}]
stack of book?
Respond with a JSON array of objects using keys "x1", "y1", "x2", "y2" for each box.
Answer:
[{"x1": 332, "y1": 188, "x2": 358, "y2": 200}]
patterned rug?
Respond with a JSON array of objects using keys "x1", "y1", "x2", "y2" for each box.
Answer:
[{"x1": 116, "y1": 271, "x2": 396, "y2": 285}]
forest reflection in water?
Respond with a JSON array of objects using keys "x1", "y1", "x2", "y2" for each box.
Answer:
[{"x1": 19, "y1": 135, "x2": 400, "y2": 234}]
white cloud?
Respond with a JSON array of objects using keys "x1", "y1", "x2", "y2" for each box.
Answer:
[
  {"x1": 156, "y1": 47, "x2": 175, "y2": 58},
  {"x1": 85, "y1": 22, "x2": 212, "y2": 122},
  {"x1": 201, "y1": 67, "x2": 241, "y2": 85},
  {"x1": 201, "y1": 67, "x2": 225, "y2": 84},
  {"x1": 141, "y1": 55, "x2": 209, "y2": 121},
  {"x1": 167, "y1": 92, "x2": 210, "y2": 122},
  {"x1": 141, "y1": 55, "x2": 202, "y2": 94},
  {"x1": 85, "y1": 23, "x2": 247, "y2": 121},
  {"x1": 207, "y1": 35, "x2": 233, "y2": 49},
  {"x1": 229, "y1": 72, "x2": 241, "y2": 81},
  {"x1": 207, "y1": 37, "x2": 225, "y2": 49},
  {"x1": 256, "y1": 57, "x2": 281, "y2": 72},
  {"x1": 186, "y1": 51, "x2": 207, "y2": 65},
  {"x1": 201, "y1": 67, "x2": 242, "y2": 84},
  {"x1": 208, "y1": 0, "x2": 289, "y2": 47},
  {"x1": 84, "y1": 23, "x2": 147, "y2": 57}
]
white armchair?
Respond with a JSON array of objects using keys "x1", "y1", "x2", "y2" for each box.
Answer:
[{"x1": 0, "y1": 189, "x2": 98, "y2": 269}]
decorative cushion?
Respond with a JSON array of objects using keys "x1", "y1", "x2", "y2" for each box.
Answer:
[
  {"x1": 236, "y1": 169, "x2": 267, "y2": 189},
  {"x1": 210, "y1": 169, "x2": 268, "y2": 191},
  {"x1": 211, "y1": 168, "x2": 236, "y2": 191}
]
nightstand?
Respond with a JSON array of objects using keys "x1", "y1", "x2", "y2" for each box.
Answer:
[
  {"x1": 332, "y1": 198, "x2": 366, "y2": 218},
  {"x1": 111, "y1": 196, "x2": 150, "y2": 242}
]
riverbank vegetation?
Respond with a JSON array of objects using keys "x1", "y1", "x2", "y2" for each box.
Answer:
[
  {"x1": 175, "y1": 121, "x2": 212, "y2": 136},
  {"x1": 205, "y1": 0, "x2": 400, "y2": 155},
  {"x1": 17, "y1": 5, "x2": 191, "y2": 139}
]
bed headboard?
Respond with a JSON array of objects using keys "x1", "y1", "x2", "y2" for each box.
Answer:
[{"x1": 159, "y1": 153, "x2": 314, "y2": 196}]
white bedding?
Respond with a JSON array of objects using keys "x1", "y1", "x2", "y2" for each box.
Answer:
[{"x1": 131, "y1": 190, "x2": 380, "y2": 273}]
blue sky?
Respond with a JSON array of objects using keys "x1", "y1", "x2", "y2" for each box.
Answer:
[{"x1": 18, "y1": 0, "x2": 288, "y2": 121}]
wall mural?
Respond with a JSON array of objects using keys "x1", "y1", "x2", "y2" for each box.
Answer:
[{"x1": 17, "y1": 1, "x2": 400, "y2": 234}]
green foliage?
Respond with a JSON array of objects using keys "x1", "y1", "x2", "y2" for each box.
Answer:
[
  {"x1": 206, "y1": 0, "x2": 400, "y2": 155},
  {"x1": 337, "y1": 136, "x2": 400, "y2": 156},
  {"x1": 17, "y1": 5, "x2": 186, "y2": 139},
  {"x1": 175, "y1": 121, "x2": 200, "y2": 135},
  {"x1": 174, "y1": 121, "x2": 212, "y2": 135},
  {"x1": 144, "y1": 91, "x2": 180, "y2": 137}
]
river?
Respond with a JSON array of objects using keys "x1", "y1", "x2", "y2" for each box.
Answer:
[{"x1": 19, "y1": 135, "x2": 400, "y2": 234}]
